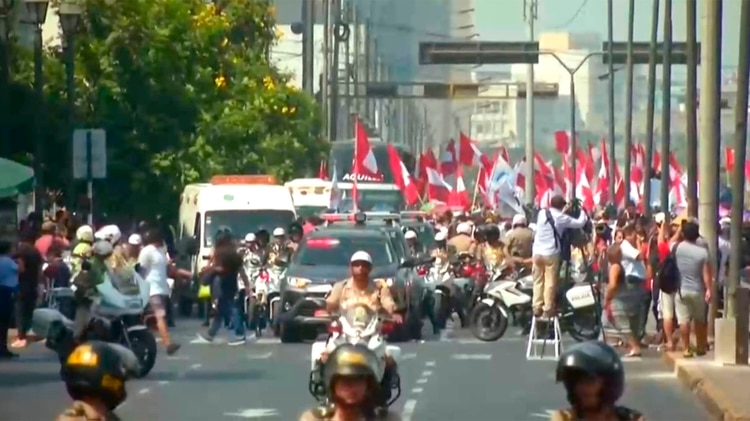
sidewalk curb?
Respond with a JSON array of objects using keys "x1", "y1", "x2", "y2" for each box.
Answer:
[{"x1": 662, "y1": 352, "x2": 750, "y2": 421}]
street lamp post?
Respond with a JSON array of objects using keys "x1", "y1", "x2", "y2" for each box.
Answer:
[
  {"x1": 59, "y1": 0, "x2": 82, "y2": 206},
  {"x1": 543, "y1": 51, "x2": 602, "y2": 196},
  {"x1": 25, "y1": 0, "x2": 49, "y2": 206},
  {"x1": 0, "y1": 0, "x2": 12, "y2": 159}
]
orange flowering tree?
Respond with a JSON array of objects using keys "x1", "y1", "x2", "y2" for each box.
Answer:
[{"x1": 36, "y1": 0, "x2": 327, "y2": 217}]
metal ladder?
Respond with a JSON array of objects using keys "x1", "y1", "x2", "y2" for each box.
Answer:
[{"x1": 525, "y1": 315, "x2": 563, "y2": 360}]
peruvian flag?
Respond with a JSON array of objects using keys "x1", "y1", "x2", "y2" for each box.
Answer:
[
  {"x1": 440, "y1": 139, "x2": 458, "y2": 176},
  {"x1": 423, "y1": 156, "x2": 451, "y2": 203},
  {"x1": 352, "y1": 119, "x2": 381, "y2": 209},
  {"x1": 458, "y1": 132, "x2": 492, "y2": 169},
  {"x1": 448, "y1": 166, "x2": 470, "y2": 210},
  {"x1": 386, "y1": 144, "x2": 420, "y2": 206}
]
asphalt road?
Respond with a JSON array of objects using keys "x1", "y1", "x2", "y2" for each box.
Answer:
[{"x1": 0, "y1": 319, "x2": 711, "y2": 420}]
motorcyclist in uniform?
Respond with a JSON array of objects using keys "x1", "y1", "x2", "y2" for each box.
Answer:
[
  {"x1": 431, "y1": 231, "x2": 449, "y2": 260},
  {"x1": 446, "y1": 222, "x2": 477, "y2": 259},
  {"x1": 71, "y1": 225, "x2": 95, "y2": 274},
  {"x1": 300, "y1": 344, "x2": 402, "y2": 421},
  {"x1": 56, "y1": 341, "x2": 139, "y2": 421},
  {"x1": 238, "y1": 233, "x2": 261, "y2": 258},
  {"x1": 403, "y1": 230, "x2": 422, "y2": 257},
  {"x1": 71, "y1": 240, "x2": 113, "y2": 342},
  {"x1": 324, "y1": 251, "x2": 403, "y2": 408},
  {"x1": 287, "y1": 222, "x2": 304, "y2": 253},
  {"x1": 553, "y1": 341, "x2": 645, "y2": 421},
  {"x1": 475, "y1": 224, "x2": 510, "y2": 272}
]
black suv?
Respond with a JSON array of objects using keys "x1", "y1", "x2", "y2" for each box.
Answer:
[{"x1": 277, "y1": 228, "x2": 419, "y2": 342}]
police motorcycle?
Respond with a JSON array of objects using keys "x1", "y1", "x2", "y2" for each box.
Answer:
[
  {"x1": 32, "y1": 265, "x2": 157, "y2": 378},
  {"x1": 468, "y1": 261, "x2": 600, "y2": 343},
  {"x1": 244, "y1": 254, "x2": 286, "y2": 338},
  {"x1": 309, "y1": 304, "x2": 402, "y2": 408},
  {"x1": 417, "y1": 254, "x2": 452, "y2": 330}
]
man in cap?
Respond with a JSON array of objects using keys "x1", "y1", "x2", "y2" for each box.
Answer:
[
  {"x1": 403, "y1": 230, "x2": 421, "y2": 257},
  {"x1": 504, "y1": 214, "x2": 534, "y2": 264},
  {"x1": 446, "y1": 222, "x2": 477, "y2": 259},
  {"x1": 326, "y1": 251, "x2": 400, "y2": 322}
]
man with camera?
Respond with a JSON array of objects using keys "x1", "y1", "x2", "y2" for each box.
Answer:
[{"x1": 531, "y1": 195, "x2": 589, "y2": 318}]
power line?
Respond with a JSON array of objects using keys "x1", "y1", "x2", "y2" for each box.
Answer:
[{"x1": 547, "y1": 0, "x2": 590, "y2": 29}]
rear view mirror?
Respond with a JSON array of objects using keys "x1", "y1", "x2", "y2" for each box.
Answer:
[{"x1": 399, "y1": 258, "x2": 416, "y2": 269}]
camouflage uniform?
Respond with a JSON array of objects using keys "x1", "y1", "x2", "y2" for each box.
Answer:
[
  {"x1": 56, "y1": 401, "x2": 120, "y2": 421},
  {"x1": 326, "y1": 278, "x2": 397, "y2": 314}
]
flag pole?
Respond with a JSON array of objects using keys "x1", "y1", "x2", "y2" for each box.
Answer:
[{"x1": 353, "y1": 118, "x2": 359, "y2": 214}]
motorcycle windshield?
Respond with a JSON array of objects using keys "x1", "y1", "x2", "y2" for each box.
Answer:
[
  {"x1": 342, "y1": 304, "x2": 376, "y2": 333},
  {"x1": 107, "y1": 267, "x2": 141, "y2": 296}
]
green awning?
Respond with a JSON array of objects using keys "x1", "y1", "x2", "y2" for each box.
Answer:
[{"x1": 0, "y1": 158, "x2": 34, "y2": 198}]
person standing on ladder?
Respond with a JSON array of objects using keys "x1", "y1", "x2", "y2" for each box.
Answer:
[{"x1": 531, "y1": 195, "x2": 588, "y2": 319}]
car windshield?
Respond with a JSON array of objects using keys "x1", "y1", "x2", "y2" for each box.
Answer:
[
  {"x1": 406, "y1": 224, "x2": 435, "y2": 250},
  {"x1": 204, "y1": 210, "x2": 296, "y2": 247},
  {"x1": 293, "y1": 236, "x2": 394, "y2": 266},
  {"x1": 295, "y1": 206, "x2": 327, "y2": 218},
  {"x1": 342, "y1": 304, "x2": 377, "y2": 329},
  {"x1": 339, "y1": 190, "x2": 404, "y2": 212}
]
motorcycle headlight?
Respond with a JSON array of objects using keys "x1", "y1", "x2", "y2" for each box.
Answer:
[{"x1": 288, "y1": 277, "x2": 311, "y2": 289}]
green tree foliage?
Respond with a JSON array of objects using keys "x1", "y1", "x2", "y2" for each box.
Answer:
[{"x1": 7, "y1": 0, "x2": 325, "y2": 218}]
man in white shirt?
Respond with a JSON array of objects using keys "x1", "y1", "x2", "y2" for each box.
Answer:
[
  {"x1": 138, "y1": 229, "x2": 180, "y2": 355},
  {"x1": 620, "y1": 224, "x2": 646, "y2": 282},
  {"x1": 531, "y1": 196, "x2": 588, "y2": 317}
]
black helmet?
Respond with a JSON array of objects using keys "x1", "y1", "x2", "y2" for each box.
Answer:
[
  {"x1": 61, "y1": 341, "x2": 139, "y2": 410},
  {"x1": 481, "y1": 224, "x2": 501, "y2": 242},
  {"x1": 289, "y1": 222, "x2": 303, "y2": 235},
  {"x1": 556, "y1": 341, "x2": 625, "y2": 406},
  {"x1": 323, "y1": 344, "x2": 380, "y2": 393},
  {"x1": 214, "y1": 226, "x2": 233, "y2": 242}
]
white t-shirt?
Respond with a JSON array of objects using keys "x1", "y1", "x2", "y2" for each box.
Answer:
[
  {"x1": 620, "y1": 239, "x2": 646, "y2": 279},
  {"x1": 138, "y1": 244, "x2": 170, "y2": 297}
]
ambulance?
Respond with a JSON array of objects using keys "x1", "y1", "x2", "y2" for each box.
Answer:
[
  {"x1": 178, "y1": 174, "x2": 296, "y2": 272},
  {"x1": 284, "y1": 178, "x2": 333, "y2": 218}
]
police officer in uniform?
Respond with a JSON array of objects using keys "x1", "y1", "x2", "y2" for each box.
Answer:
[
  {"x1": 446, "y1": 222, "x2": 477, "y2": 259},
  {"x1": 552, "y1": 341, "x2": 644, "y2": 421},
  {"x1": 299, "y1": 344, "x2": 402, "y2": 421},
  {"x1": 287, "y1": 222, "x2": 304, "y2": 253},
  {"x1": 57, "y1": 341, "x2": 140, "y2": 421},
  {"x1": 325, "y1": 251, "x2": 401, "y2": 322}
]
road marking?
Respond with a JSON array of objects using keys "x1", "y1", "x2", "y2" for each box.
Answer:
[
  {"x1": 421, "y1": 370, "x2": 433, "y2": 377},
  {"x1": 416, "y1": 378, "x2": 428, "y2": 384},
  {"x1": 255, "y1": 338, "x2": 281, "y2": 344},
  {"x1": 158, "y1": 381, "x2": 169, "y2": 386},
  {"x1": 451, "y1": 353, "x2": 492, "y2": 360},
  {"x1": 247, "y1": 352, "x2": 273, "y2": 360},
  {"x1": 190, "y1": 363, "x2": 202, "y2": 370},
  {"x1": 224, "y1": 408, "x2": 279, "y2": 418},
  {"x1": 166, "y1": 355, "x2": 190, "y2": 360},
  {"x1": 425, "y1": 361, "x2": 436, "y2": 367},
  {"x1": 400, "y1": 353, "x2": 417, "y2": 360},
  {"x1": 138, "y1": 388, "x2": 150, "y2": 395},
  {"x1": 530, "y1": 409, "x2": 556, "y2": 418},
  {"x1": 411, "y1": 387, "x2": 424, "y2": 394},
  {"x1": 402, "y1": 399, "x2": 417, "y2": 421}
]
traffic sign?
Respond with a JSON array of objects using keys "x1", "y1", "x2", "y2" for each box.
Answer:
[{"x1": 73, "y1": 129, "x2": 107, "y2": 179}]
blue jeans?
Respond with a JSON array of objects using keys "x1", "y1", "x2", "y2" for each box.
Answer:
[{"x1": 208, "y1": 296, "x2": 245, "y2": 338}]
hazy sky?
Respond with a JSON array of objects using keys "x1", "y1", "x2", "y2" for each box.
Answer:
[{"x1": 475, "y1": 0, "x2": 743, "y2": 67}]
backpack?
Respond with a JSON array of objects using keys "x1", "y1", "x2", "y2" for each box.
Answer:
[
  {"x1": 545, "y1": 210, "x2": 572, "y2": 261},
  {"x1": 656, "y1": 242, "x2": 681, "y2": 294}
]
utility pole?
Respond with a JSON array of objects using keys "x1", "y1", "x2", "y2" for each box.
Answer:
[
  {"x1": 322, "y1": 0, "x2": 331, "y2": 140},
  {"x1": 523, "y1": 0, "x2": 537, "y2": 204},
  {"x1": 351, "y1": 3, "x2": 360, "y2": 126},
  {"x1": 301, "y1": 0, "x2": 315, "y2": 97},
  {"x1": 343, "y1": 1, "x2": 352, "y2": 138},
  {"x1": 329, "y1": 0, "x2": 342, "y2": 141},
  {"x1": 685, "y1": 0, "x2": 699, "y2": 217},
  {"x1": 720, "y1": 0, "x2": 750, "y2": 366},
  {"x1": 660, "y1": 0, "x2": 673, "y2": 211},
  {"x1": 363, "y1": 20, "x2": 371, "y2": 121},
  {"x1": 698, "y1": 0, "x2": 722, "y2": 339},
  {"x1": 642, "y1": 0, "x2": 660, "y2": 213},
  {"x1": 623, "y1": 0, "x2": 635, "y2": 209},
  {"x1": 606, "y1": 0, "x2": 617, "y2": 201}
]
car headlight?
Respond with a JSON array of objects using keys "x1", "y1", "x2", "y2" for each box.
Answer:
[
  {"x1": 288, "y1": 277, "x2": 311, "y2": 289},
  {"x1": 375, "y1": 278, "x2": 394, "y2": 287}
]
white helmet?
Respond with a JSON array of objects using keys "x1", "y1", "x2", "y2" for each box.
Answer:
[
  {"x1": 75, "y1": 225, "x2": 95, "y2": 243},
  {"x1": 244, "y1": 233, "x2": 257, "y2": 243},
  {"x1": 434, "y1": 231, "x2": 447, "y2": 242},
  {"x1": 272, "y1": 227, "x2": 286, "y2": 237},
  {"x1": 95, "y1": 225, "x2": 122, "y2": 244},
  {"x1": 404, "y1": 230, "x2": 417, "y2": 240},
  {"x1": 350, "y1": 250, "x2": 373, "y2": 264}
]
